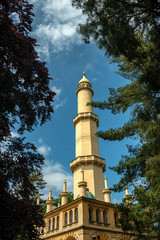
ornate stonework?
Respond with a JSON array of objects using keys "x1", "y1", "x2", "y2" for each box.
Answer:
[{"x1": 40, "y1": 74, "x2": 132, "y2": 240}]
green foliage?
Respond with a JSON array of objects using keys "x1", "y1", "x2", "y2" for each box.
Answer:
[
  {"x1": 68, "y1": 192, "x2": 74, "y2": 203},
  {"x1": 0, "y1": 0, "x2": 55, "y2": 239},
  {"x1": 0, "y1": 137, "x2": 45, "y2": 240},
  {"x1": 72, "y1": 0, "x2": 160, "y2": 239},
  {"x1": 72, "y1": 0, "x2": 160, "y2": 90},
  {"x1": 30, "y1": 172, "x2": 46, "y2": 198}
]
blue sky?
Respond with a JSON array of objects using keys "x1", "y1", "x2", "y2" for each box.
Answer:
[{"x1": 24, "y1": 0, "x2": 136, "y2": 202}]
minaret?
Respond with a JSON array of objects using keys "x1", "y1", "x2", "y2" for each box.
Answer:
[
  {"x1": 37, "y1": 193, "x2": 40, "y2": 205},
  {"x1": 78, "y1": 169, "x2": 87, "y2": 197},
  {"x1": 124, "y1": 185, "x2": 131, "y2": 204},
  {"x1": 46, "y1": 187, "x2": 53, "y2": 213},
  {"x1": 70, "y1": 73, "x2": 106, "y2": 201},
  {"x1": 60, "y1": 178, "x2": 69, "y2": 205},
  {"x1": 103, "y1": 175, "x2": 111, "y2": 203}
]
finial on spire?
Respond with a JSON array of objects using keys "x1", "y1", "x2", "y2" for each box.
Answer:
[
  {"x1": 125, "y1": 185, "x2": 129, "y2": 195},
  {"x1": 37, "y1": 193, "x2": 40, "y2": 205},
  {"x1": 63, "y1": 178, "x2": 67, "y2": 192},
  {"x1": 83, "y1": 72, "x2": 85, "y2": 78},
  {"x1": 104, "y1": 176, "x2": 108, "y2": 189},
  {"x1": 49, "y1": 186, "x2": 52, "y2": 200}
]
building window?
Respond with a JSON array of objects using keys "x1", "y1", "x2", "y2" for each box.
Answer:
[
  {"x1": 65, "y1": 212, "x2": 68, "y2": 225},
  {"x1": 103, "y1": 210, "x2": 108, "y2": 224},
  {"x1": 89, "y1": 207, "x2": 93, "y2": 221},
  {"x1": 57, "y1": 216, "x2": 59, "y2": 229},
  {"x1": 96, "y1": 209, "x2": 100, "y2": 222},
  {"x1": 48, "y1": 219, "x2": 51, "y2": 231},
  {"x1": 70, "y1": 210, "x2": 73, "y2": 224},
  {"x1": 114, "y1": 212, "x2": 119, "y2": 226},
  {"x1": 52, "y1": 218, "x2": 55, "y2": 230},
  {"x1": 75, "y1": 208, "x2": 78, "y2": 222}
]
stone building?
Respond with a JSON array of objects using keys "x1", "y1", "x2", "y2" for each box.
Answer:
[{"x1": 39, "y1": 73, "x2": 131, "y2": 240}]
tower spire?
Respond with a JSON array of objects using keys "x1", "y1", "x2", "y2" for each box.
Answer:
[
  {"x1": 103, "y1": 175, "x2": 111, "y2": 203},
  {"x1": 46, "y1": 186, "x2": 53, "y2": 213},
  {"x1": 124, "y1": 185, "x2": 131, "y2": 204},
  {"x1": 60, "y1": 178, "x2": 69, "y2": 206},
  {"x1": 70, "y1": 73, "x2": 106, "y2": 201}
]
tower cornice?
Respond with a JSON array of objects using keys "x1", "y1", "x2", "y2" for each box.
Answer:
[
  {"x1": 73, "y1": 112, "x2": 99, "y2": 127},
  {"x1": 70, "y1": 155, "x2": 106, "y2": 173}
]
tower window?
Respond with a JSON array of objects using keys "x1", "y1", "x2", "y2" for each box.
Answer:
[
  {"x1": 48, "y1": 219, "x2": 51, "y2": 231},
  {"x1": 52, "y1": 218, "x2": 55, "y2": 230},
  {"x1": 96, "y1": 209, "x2": 100, "y2": 222},
  {"x1": 57, "y1": 216, "x2": 59, "y2": 229},
  {"x1": 89, "y1": 207, "x2": 93, "y2": 221},
  {"x1": 75, "y1": 208, "x2": 78, "y2": 222},
  {"x1": 65, "y1": 212, "x2": 68, "y2": 225},
  {"x1": 114, "y1": 212, "x2": 119, "y2": 226},
  {"x1": 70, "y1": 210, "x2": 73, "y2": 224},
  {"x1": 103, "y1": 210, "x2": 108, "y2": 224}
]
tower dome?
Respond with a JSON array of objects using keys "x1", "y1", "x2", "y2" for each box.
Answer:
[{"x1": 78, "y1": 72, "x2": 90, "y2": 84}]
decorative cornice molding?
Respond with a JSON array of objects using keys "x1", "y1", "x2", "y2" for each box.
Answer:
[
  {"x1": 70, "y1": 155, "x2": 106, "y2": 173},
  {"x1": 73, "y1": 112, "x2": 99, "y2": 127}
]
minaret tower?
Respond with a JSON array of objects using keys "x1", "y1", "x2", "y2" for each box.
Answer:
[{"x1": 70, "y1": 73, "x2": 106, "y2": 201}]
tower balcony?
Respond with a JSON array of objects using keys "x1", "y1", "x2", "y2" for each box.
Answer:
[
  {"x1": 73, "y1": 112, "x2": 99, "y2": 127},
  {"x1": 70, "y1": 155, "x2": 106, "y2": 173}
]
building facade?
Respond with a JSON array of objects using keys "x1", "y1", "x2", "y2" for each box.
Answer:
[{"x1": 40, "y1": 73, "x2": 131, "y2": 240}]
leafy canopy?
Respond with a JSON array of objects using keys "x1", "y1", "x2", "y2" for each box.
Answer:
[
  {"x1": 0, "y1": 1, "x2": 55, "y2": 239},
  {"x1": 72, "y1": 0, "x2": 160, "y2": 239}
]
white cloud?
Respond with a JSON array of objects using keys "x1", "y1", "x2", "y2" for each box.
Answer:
[
  {"x1": 51, "y1": 86, "x2": 62, "y2": 96},
  {"x1": 11, "y1": 131, "x2": 19, "y2": 138},
  {"x1": 84, "y1": 63, "x2": 93, "y2": 72},
  {"x1": 33, "y1": 0, "x2": 85, "y2": 57},
  {"x1": 112, "y1": 198, "x2": 122, "y2": 204},
  {"x1": 92, "y1": 77, "x2": 99, "y2": 82},
  {"x1": 51, "y1": 86, "x2": 66, "y2": 110},
  {"x1": 38, "y1": 145, "x2": 51, "y2": 156},
  {"x1": 42, "y1": 160, "x2": 73, "y2": 199},
  {"x1": 55, "y1": 99, "x2": 67, "y2": 110},
  {"x1": 38, "y1": 138, "x2": 43, "y2": 144}
]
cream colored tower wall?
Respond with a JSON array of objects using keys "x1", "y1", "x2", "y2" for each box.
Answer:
[
  {"x1": 90, "y1": 120, "x2": 99, "y2": 156},
  {"x1": 78, "y1": 88, "x2": 93, "y2": 113},
  {"x1": 75, "y1": 119, "x2": 99, "y2": 157},
  {"x1": 74, "y1": 164, "x2": 104, "y2": 201}
]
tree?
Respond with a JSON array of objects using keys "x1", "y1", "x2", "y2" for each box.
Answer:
[
  {"x1": 72, "y1": 0, "x2": 160, "y2": 91},
  {"x1": 0, "y1": 0, "x2": 55, "y2": 239},
  {"x1": 0, "y1": 0, "x2": 55, "y2": 140},
  {"x1": 72, "y1": 0, "x2": 160, "y2": 239},
  {"x1": 0, "y1": 138, "x2": 45, "y2": 240}
]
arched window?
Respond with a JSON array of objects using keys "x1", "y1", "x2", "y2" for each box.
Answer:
[
  {"x1": 75, "y1": 208, "x2": 78, "y2": 222},
  {"x1": 96, "y1": 209, "x2": 100, "y2": 222},
  {"x1": 70, "y1": 210, "x2": 73, "y2": 224},
  {"x1": 103, "y1": 210, "x2": 107, "y2": 224},
  {"x1": 65, "y1": 212, "x2": 68, "y2": 225},
  {"x1": 48, "y1": 219, "x2": 51, "y2": 231},
  {"x1": 114, "y1": 212, "x2": 119, "y2": 226},
  {"x1": 89, "y1": 207, "x2": 93, "y2": 221},
  {"x1": 57, "y1": 216, "x2": 59, "y2": 229},
  {"x1": 52, "y1": 218, "x2": 55, "y2": 230}
]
